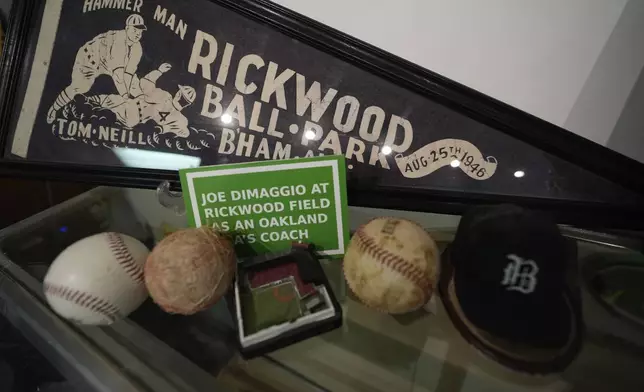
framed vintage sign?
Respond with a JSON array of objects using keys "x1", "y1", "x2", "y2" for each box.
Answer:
[{"x1": 2, "y1": 0, "x2": 644, "y2": 228}]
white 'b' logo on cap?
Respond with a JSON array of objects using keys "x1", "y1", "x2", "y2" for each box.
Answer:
[{"x1": 501, "y1": 254, "x2": 539, "y2": 294}]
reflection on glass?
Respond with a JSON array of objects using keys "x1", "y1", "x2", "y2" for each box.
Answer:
[
  {"x1": 304, "y1": 130, "x2": 316, "y2": 140},
  {"x1": 221, "y1": 113, "x2": 233, "y2": 124},
  {"x1": 113, "y1": 148, "x2": 201, "y2": 170}
]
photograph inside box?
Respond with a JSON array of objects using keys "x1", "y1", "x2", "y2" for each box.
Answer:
[{"x1": 235, "y1": 246, "x2": 336, "y2": 348}]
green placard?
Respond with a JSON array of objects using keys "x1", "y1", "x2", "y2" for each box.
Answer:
[{"x1": 180, "y1": 156, "x2": 349, "y2": 258}]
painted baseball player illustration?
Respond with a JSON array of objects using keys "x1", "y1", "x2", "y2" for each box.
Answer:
[
  {"x1": 47, "y1": 14, "x2": 147, "y2": 124},
  {"x1": 88, "y1": 63, "x2": 196, "y2": 138}
]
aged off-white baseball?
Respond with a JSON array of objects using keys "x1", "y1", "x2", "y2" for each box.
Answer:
[
  {"x1": 44, "y1": 232, "x2": 150, "y2": 325},
  {"x1": 343, "y1": 218, "x2": 439, "y2": 314},
  {"x1": 144, "y1": 227, "x2": 236, "y2": 315}
]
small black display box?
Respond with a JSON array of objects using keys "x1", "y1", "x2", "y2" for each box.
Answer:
[{"x1": 233, "y1": 244, "x2": 342, "y2": 358}]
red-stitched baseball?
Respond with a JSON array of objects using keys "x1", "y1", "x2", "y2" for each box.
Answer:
[
  {"x1": 43, "y1": 282, "x2": 119, "y2": 323},
  {"x1": 343, "y1": 218, "x2": 439, "y2": 314},
  {"x1": 43, "y1": 232, "x2": 150, "y2": 325},
  {"x1": 107, "y1": 233, "x2": 145, "y2": 283}
]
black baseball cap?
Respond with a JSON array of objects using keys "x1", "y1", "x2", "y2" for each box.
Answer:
[{"x1": 439, "y1": 204, "x2": 584, "y2": 374}]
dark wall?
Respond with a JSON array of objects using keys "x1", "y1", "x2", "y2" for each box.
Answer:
[
  {"x1": 0, "y1": 0, "x2": 10, "y2": 26},
  {"x1": 0, "y1": 180, "x2": 93, "y2": 229},
  {"x1": 607, "y1": 68, "x2": 644, "y2": 164}
]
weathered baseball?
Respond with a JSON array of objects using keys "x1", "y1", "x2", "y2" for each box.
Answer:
[
  {"x1": 44, "y1": 233, "x2": 149, "y2": 325},
  {"x1": 144, "y1": 227, "x2": 236, "y2": 315},
  {"x1": 343, "y1": 218, "x2": 439, "y2": 314}
]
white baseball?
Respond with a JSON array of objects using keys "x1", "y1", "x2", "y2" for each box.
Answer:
[
  {"x1": 343, "y1": 218, "x2": 439, "y2": 314},
  {"x1": 44, "y1": 232, "x2": 150, "y2": 325}
]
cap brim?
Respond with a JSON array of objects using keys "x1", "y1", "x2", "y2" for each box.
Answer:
[
  {"x1": 438, "y1": 246, "x2": 584, "y2": 375},
  {"x1": 133, "y1": 24, "x2": 147, "y2": 30}
]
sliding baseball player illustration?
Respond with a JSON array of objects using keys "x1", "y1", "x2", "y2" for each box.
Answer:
[
  {"x1": 87, "y1": 63, "x2": 196, "y2": 137},
  {"x1": 47, "y1": 14, "x2": 147, "y2": 124}
]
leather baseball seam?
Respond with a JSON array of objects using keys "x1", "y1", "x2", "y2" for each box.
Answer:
[
  {"x1": 107, "y1": 233, "x2": 144, "y2": 283},
  {"x1": 354, "y1": 227, "x2": 432, "y2": 298},
  {"x1": 43, "y1": 282, "x2": 119, "y2": 322}
]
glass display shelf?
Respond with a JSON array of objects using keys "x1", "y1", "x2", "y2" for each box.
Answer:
[
  {"x1": 0, "y1": 186, "x2": 643, "y2": 392},
  {"x1": 0, "y1": 312, "x2": 76, "y2": 392}
]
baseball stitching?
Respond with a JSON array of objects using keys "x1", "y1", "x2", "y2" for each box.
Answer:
[
  {"x1": 43, "y1": 282, "x2": 120, "y2": 322},
  {"x1": 107, "y1": 233, "x2": 144, "y2": 284},
  {"x1": 354, "y1": 227, "x2": 432, "y2": 296}
]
